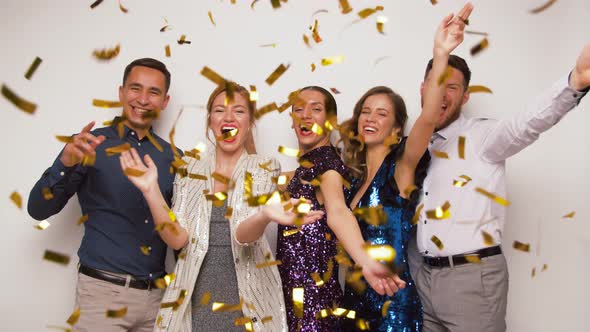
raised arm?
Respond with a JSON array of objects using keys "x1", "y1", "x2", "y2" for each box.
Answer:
[
  {"x1": 397, "y1": 3, "x2": 473, "y2": 194},
  {"x1": 479, "y1": 44, "x2": 590, "y2": 163},
  {"x1": 119, "y1": 148, "x2": 188, "y2": 250}
]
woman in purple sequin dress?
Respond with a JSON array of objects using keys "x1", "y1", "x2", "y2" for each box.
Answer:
[{"x1": 276, "y1": 87, "x2": 405, "y2": 331}]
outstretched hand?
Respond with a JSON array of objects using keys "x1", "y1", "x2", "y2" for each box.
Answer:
[
  {"x1": 119, "y1": 148, "x2": 159, "y2": 194},
  {"x1": 262, "y1": 198, "x2": 325, "y2": 226},
  {"x1": 362, "y1": 260, "x2": 406, "y2": 297},
  {"x1": 434, "y1": 2, "x2": 474, "y2": 56},
  {"x1": 59, "y1": 121, "x2": 106, "y2": 167},
  {"x1": 570, "y1": 44, "x2": 590, "y2": 91}
]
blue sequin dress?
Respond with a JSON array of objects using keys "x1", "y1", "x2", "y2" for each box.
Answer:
[{"x1": 341, "y1": 141, "x2": 429, "y2": 332}]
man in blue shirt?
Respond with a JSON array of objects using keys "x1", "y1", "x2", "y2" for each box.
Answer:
[{"x1": 28, "y1": 58, "x2": 180, "y2": 331}]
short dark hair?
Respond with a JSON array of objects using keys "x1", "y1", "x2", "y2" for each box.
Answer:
[
  {"x1": 424, "y1": 54, "x2": 471, "y2": 91},
  {"x1": 123, "y1": 58, "x2": 171, "y2": 93}
]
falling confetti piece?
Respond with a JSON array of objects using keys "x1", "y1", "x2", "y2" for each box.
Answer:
[
  {"x1": 353, "y1": 205, "x2": 387, "y2": 226},
  {"x1": 270, "y1": 0, "x2": 282, "y2": 9},
  {"x1": 513, "y1": 241, "x2": 530, "y2": 252},
  {"x1": 249, "y1": 85, "x2": 258, "y2": 101},
  {"x1": 259, "y1": 43, "x2": 276, "y2": 48},
  {"x1": 208, "y1": 11, "x2": 216, "y2": 26},
  {"x1": 465, "y1": 255, "x2": 481, "y2": 263},
  {"x1": 278, "y1": 145, "x2": 300, "y2": 157},
  {"x1": 357, "y1": 6, "x2": 384, "y2": 19},
  {"x1": 154, "y1": 273, "x2": 176, "y2": 289},
  {"x1": 256, "y1": 260, "x2": 282, "y2": 269},
  {"x1": 470, "y1": 38, "x2": 489, "y2": 56},
  {"x1": 542, "y1": 264, "x2": 548, "y2": 271},
  {"x1": 161, "y1": 290, "x2": 188, "y2": 310},
  {"x1": 123, "y1": 167, "x2": 145, "y2": 177},
  {"x1": 145, "y1": 131, "x2": 163, "y2": 152},
  {"x1": 41, "y1": 187, "x2": 54, "y2": 200},
  {"x1": 199, "y1": 292, "x2": 211, "y2": 306},
  {"x1": 265, "y1": 63, "x2": 290, "y2": 86},
  {"x1": 283, "y1": 228, "x2": 299, "y2": 237},
  {"x1": 412, "y1": 204, "x2": 423, "y2": 225},
  {"x1": 25, "y1": 57, "x2": 42, "y2": 80},
  {"x1": 2, "y1": 84, "x2": 37, "y2": 114},
  {"x1": 165, "y1": 45, "x2": 171, "y2": 57},
  {"x1": 531, "y1": 267, "x2": 536, "y2": 277},
  {"x1": 356, "y1": 319, "x2": 370, "y2": 330},
  {"x1": 90, "y1": 0, "x2": 103, "y2": 9},
  {"x1": 44, "y1": 250, "x2": 70, "y2": 265},
  {"x1": 453, "y1": 175, "x2": 472, "y2": 187},
  {"x1": 529, "y1": 0, "x2": 557, "y2": 14},
  {"x1": 364, "y1": 244, "x2": 396, "y2": 262},
  {"x1": 431, "y1": 235, "x2": 444, "y2": 250},
  {"x1": 475, "y1": 187, "x2": 510, "y2": 206},
  {"x1": 465, "y1": 30, "x2": 489, "y2": 36},
  {"x1": 77, "y1": 214, "x2": 89, "y2": 225},
  {"x1": 311, "y1": 272, "x2": 324, "y2": 286},
  {"x1": 160, "y1": 25, "x2": 172, "y2": 32},
  {"x1": 140, "y1": 245, "x2": 151, "y2": 255},
  {"x1": 438, "y1": 66, "x2": 453, "y2": 86},
  {"x1": 458, "y1": 136, "x2": 466, "y2": 159},
  {"x1": 468, "y1": 85, "x2": 493, "y2": 94},
  {"x1": 105, "y1": 143, "x2": 131, "y2": 156},
  {"x1": 106, "y1": 307, "x2": 128, "y2": 318},
  {"x1": 329, "y1": 88, "x2": 341, "y2": 94},
  {"x1": 92, "y1": 99, "x2": 123, "y2": 108},
  {"x1": 381, "y1": 300, "x2": 391, "y2": 317},
  {"x1": 430, "y1": 0, "x2": 438, "y2": 4},
  {"x1": 177, "y1": 35, "x2": 191, "y2": 45},
  {"x1": 261, "y1": 316, "x2": 273, "y2": 323},
  {"x1": 234, "y1": 317, "x2": 253, "y2": 327},
  {"x1": 200, "y1": 66, "x2": 225, "y2": 86},
  {"x1": 481, "y1": 230, "x2": 495, "y2": 246},
  {"x1": 66, "y1": 308, "x2": 81, "y2": 326},
  {"x1": 432, "y1": 150, "x2": 449, "y2": 159},
  {"x1": 292, "y1": 288, "x2": 304, "y2": 318},
  {"x1": 55, "y1": 135, "x2": 74, "y2": 144},
  {"x1": 339, "y1": 0, "x2": 353, "y2": 14},
  {"x1": 35, "y1": 220, "x2": 51, "y2": 230},
  {"x1": 321, "y1": 55, "x2": 345, "y2": 66},
  {"x1": 311, "y1": 63, "x2": 316, "y2": 72},
  {"x1": 216, "y1": 128, "x2": 238, "y2": 141},
  {"x1": 425, "y1": 201, "x2": 451, "y2": 220},
  {"x1": 562, "y1": 211, "x2": 575, "y2": 218},
  {"x1": 10, "y1": 191, "x2": 22, "y2": 209},
  {"x1": 224, "y1": 206, "x2": 233, "y2": 219},
  {"x1": 376, "y1": 16, "x2": 387, "y2": 34},
  {"x1": 92, "y1": 44, "x2": 120, "y2": 60},
  {"x1": 212, "y1": 300, "x2": 243, "y2": 312},
  {"x1": 118, "y1": 0, "x2": 128, "y2": 13}
]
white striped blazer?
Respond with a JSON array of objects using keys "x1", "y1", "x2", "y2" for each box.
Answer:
[{"x1": 154, "y1": 150, "x2": 288, "y2": 332}]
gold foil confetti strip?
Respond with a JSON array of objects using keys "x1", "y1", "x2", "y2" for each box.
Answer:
[
  {"x1": 145, "y1": 131, "x2": 163, "y2": 152},
  {"x1": 10, "y1": 191, "x2": 22, "y2": 209},
  {"x1": 140, "y1": 245, "x2": 151, "y2": 255},
  {"x1": 310, "y1": 20, "x2": 322, "y2": 43},
  {"x1": 345, "y1": 269, "x2": 366, "y2": 294},
  {"x1": 177, "y1": 34, "x2": 191, "y2": 45},
  {"x1": 530, "y1": 0, "x2": 557, "y2": 14},
  {"x1": 256, "y1": 260, "x2": 282, "y2": 269},
  {"x1": 531, "y1": 267, "x2": 536, "y2": 278},
  {"x1": 431, "y1": 235, "x2": 444, "y2": 250},
  {"x1": 215, "y1": 128, "x2": 238, "y2": 141},
  {"x1": 82, "y1": 154, "x2": 96, "y2": 167},
  {"x1": 41, "y1": 187, "x2": 54, "y2": 200},
  {"x1": 90, "y1": 0, "x2": 103, "y2": 9},
  {"x1": 321, "y1": 55, "x2": 345, "y2": 66},
  {"x1": 310, "y1": 123, "x2": 324, "y2": 136},
  {"x1": 542, "y1": 264, "x2": 548, "y2": 271},
  {"x1": 265, "y1": 63, "x2": 290, "y2": 86},
  {"x1": 322, "y1": 258, "x2": 334, "y2": 283},
  {"x1": 425, "y1": 201, "x2": 451, "y2": 220},
  {"x1": 199, "y1": 292, "x2": 211, "y2": 306},
  {"x1": 171, "y1": 157, "x2": 188, "y2": 169},
  {"x1": 165, "y1": 45, "x2": 171, "y2": 57},
  {"x1": 155, "y1": 315, "x2": 163, "y2": 327},
  {"x1": 123, "y1": 167, "x2": 145, "y2": 177},
  {"x1": 475, "y1": 187, "x2": 510, "y2": 206},
  {"x1": 437, "y1": 66, "x2": 453, "y2": 86},
  {"x1": 161, "y1": 290, "x2": 188, "y2": 310},
  {"x1": 259, "y1": 43, "x2": 276, "y2": 48},
  {"x1": 224, "y1": 206, "x2": 233, "y2": 220},
  {"x1": 55, "y1": 135, "x2": 74, "y2": 144},
  {"x1": 458, "y1": 136, "x2": 466, "y2": 159},
  {"x1": 66, "y1": 308, "x2": 80, "y2": 326},
  {"x1": 254, "y1": 102, "x2": 278, "y2": 119},
  {"x1": 249, "y1": 85, "x2": 258, "y2": 101},
  {"x1": 381, "y1": 300, "x2": 391, "y2": 317},
  {"x1": 262, "y1": 316, "x2": 273, "y2": 323},
  {"x1": 178, "y1": 251, "x2": 187, "y2": 260},
  {"x1": 376, "y1": 16, "x2": 387, "y2": 34},
  {"x1": 244, "y1": 171, "x2": 253, "y2": 198},
  {"x1": 270, "y1": 0, "x2": 282, "y2": 9},
  {"x1": 364, "y1": 244, "x2": 396, "y2": 262},
  {"x1": 299, "y1": 159, "x2": 314, "y2": 168},
  {"x1": 200, "y1": 66, "x2": 225, "y2": 86},
  {"x1": 234, "y1": 317, "x2": 253, "y2": 327},
  {"x1": 453, "y1": 175, "x2": 472, "y2": 187},
  {"x1": 25, "y1": 57, "x2": 42, "y2": 80},
  {"x1": 357, "y1": 6, "x2": 384, "y2": 19},
  {"x1": 2, "y1": 84, "x2": 37, "y2": 114},
  {"x1": 212, "y1": 172, "x2": 231, "y2": 185},
  {"x1": 311, "y1": 63, "x2": 316, "y2": 72},
  {"x1": 353, "y1": 205, "x2": 386, "y2": 226},
  {"x1": 303, "y1": 34, "x2": 311, "y2": 48},
  {"x1": 278, "y1": 145, "x2": 300, "y2": 157},
  {"x1": 470, "y1": 38, "x2": 489, "y2": 56},
  {"x1": 430, "y1": 0, "x2": 437, "y2": 4},
  {"x1": 274, "y1": 175, "x2": 288, "y2": 185},
  {"x1": 331, "y1": 308, "x2": 348, "y2": 317},
  {"x1": 432, "y1": 150, "x2": 449, "y2": 159},
  {"x1": 92, "y1": 44, "x2": 120, "y2": 60},
  {"x1": 339, "y1": 0, "x2": 353, "y2": 14},
  {"x1": 356, "y1": 319, "x2": 370, "y2": 330},
  {"x1": 465, "y1": 255, "x2": 481, "y2": 264},
  {"x1": 513, "y1": 241, "x2": 530, "y2": 252},
  {"x1": 106, "y1": 307, "x2": 128, "y2": 318},
  {"x1": 467, "y1": 85, "x2": 493, "y2": 94},
  {"x1": 412, "y1": 204, "x2": 423, "y2": 225},
  {"x1": 562, "y1": 211, "x2": 575, "y2": 218},
  {"x1": 208, "y1": 11, "x2": 215, "y2": 26},
  {"x1": 118, "y1": 0, "x2": 128, "y2": 13},
  {"x1": 77, "y1": 214, "x2": 89, "y2": 225},
  {"x1": 154, "y1": 273, "x2": 176, "y2": 289},
  {"x1": 283, "y1": 228, "x2": 299, "y2": 237},
  {"x1": 206, "y1": 191, "x2": 228, "y2": 207},
  {"x1": 92, "y1": 99, "x2": 123, "y2": 108},
  {"x1": 482, "y1": 230, "x2": 495, "y2": 246},
  {"x1": 212, "y1": 299, "x2": 243, "y2": 312},
  {"x1": 311, "y1": 272, "x2": 324, "y2": 287},
  {"x1": 403, "y1": 185, "x2": 418, "y2": 198},
  {"x1": 292, "y1": 288, "x2": 304, "y2": 318},
  {"x1": 165, "y1": 206, "x2": 176, "y2": 222},
  {"x1": 35, "y1": 220, "x2": 51, "y2": 230},
  {"x1": 43, "y1": 250, "x2": 70, "y2": 265},
  {"x1": 160, "y1": 25, "x2": 171, "y2": 32}
]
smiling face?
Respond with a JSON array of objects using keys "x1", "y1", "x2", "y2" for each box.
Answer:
[
  {"x1": 422, "y1": 67, "x2": 470, "y2": 131},
  {"x1": 119, "y1": 65, "x2": 170, "y2": 131},
  {"x1": 291, "y1": 89, "x2": 331, "y2": 153},
  {"x1": 357, "y1": 93, "x2": 400, "y2": 147},
  {"x1": 208, "y1": 91, "x2": 252, "y2": 155}
]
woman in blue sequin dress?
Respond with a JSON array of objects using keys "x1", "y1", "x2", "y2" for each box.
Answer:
[{"x1": 339, "y1": 8, "x2": 470, "y2": 330}]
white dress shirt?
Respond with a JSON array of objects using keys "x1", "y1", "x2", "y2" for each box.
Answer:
[{"x1": 418, "y1": 75, "x2": 587, "y2": 257}]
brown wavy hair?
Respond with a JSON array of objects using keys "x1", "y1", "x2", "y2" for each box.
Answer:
[
  {"x1": 340, "y1": 86, "x2": 408, "y2": 180},
  {"x1": 206, "y1": 82, "x2": 257, "y2": 154}
]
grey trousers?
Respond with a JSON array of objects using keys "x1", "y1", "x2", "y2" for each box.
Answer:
[{"x1": 412, "y1": 250, "x2": 509, "y2": 332}]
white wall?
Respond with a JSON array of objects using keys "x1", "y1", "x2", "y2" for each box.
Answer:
[{"x1": 1, "y1": 0, "x2": 588, "y2": 331}]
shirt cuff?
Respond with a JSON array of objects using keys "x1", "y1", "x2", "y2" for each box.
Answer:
[{"x1": 47, "y1": 157, "x2": 77, "y2": 187}]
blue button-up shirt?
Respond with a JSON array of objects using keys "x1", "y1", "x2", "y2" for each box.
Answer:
[{"x1": 28, "y1": 121, "x2": 181, "y2": 279}]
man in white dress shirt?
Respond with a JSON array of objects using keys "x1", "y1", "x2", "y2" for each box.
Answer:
[{"x1": 412, "y1": 46, "x2": 590, "y2": 332}]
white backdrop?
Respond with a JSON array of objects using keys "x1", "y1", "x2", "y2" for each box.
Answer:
[{"x1": 1, "y1": 0, "x2": 588, "y2": 331}]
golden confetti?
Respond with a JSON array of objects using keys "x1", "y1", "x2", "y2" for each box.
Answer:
[
  {"x1": 283, "y1": 228, "x2": 300, "y2": 237},
  {"x1": 475, "y1": 187, "x2": 510, "y2": 206},
  {"x1": 224, "y1": 206, "x2": 233, "y2": 220},
  {"x1": 465, "y1": 254, "x2": 481, "y2": 263},
  {"x1": 161, "y1": 290, "x2": 188, "y2": 310},
  {"x1": 292, "y1": 288, "x2": 304, "y2": 318},
  {"x1": 432, "y1": 150, "x2": 449, "y2": 159},
  {"x1": 278, "y1": 145, "x2": 300, "y2": 157},
  {"x1": 54, "y1": 135, "x2": 74, "y2": 144},
  {"x1": 205, "y1": 191, "x2": 228, "y2": 207},
  {"x1": 453, "y1": 175, "x2": 472, "y2": 187},
  {"x1": 261, "y1": 316, "x2": 273, "y2": 323},
  {"x1": 66, "y1": 308, "x2": 81, "y2": 326},
  {"x1": 431, "y1": 235, "x2": 444, "y2": 250},
  {"x1": 25, "y1": 57, "x2": 42, "y2": 80},
  {"x1": 376, "y1": 16, "x2": 387, "y2": 34},
  {"x1": 542, "y1": 264, "x2": 548, "y2": 271},
  {"x1": 470, "y1": 38, "x2": 489, "y2": 56},
  {"x1": 208, "y1": 11, "x2": 216, "y2": 26},
  {"x1": 562, "y1": 211, "x2": 575, "y2": 218},
  {"x1": 212, "y1": 172, "x2": 231, "y2": 185},
  {"x1": 212, "y1": 299, "x2": 243, "y2": 312},
  {"x1": 310, "y1": 20, "x2": 322, "y2": 44},
  {"x1": 234, "y1": 316, "x2": 253, "y2": 327},
  {"x1": 177, "y1": 34, "x2": 191, "y2": 45},
  {"x1": 106, "y1": 307, "x2": 128, "y2": 318},
  {"x1": 123, "y1": 167, "x2": 145, "y2": 177},
  {"x1": 77, "y1": 214, "x2": 89, "y2": 225},
  {"x1": 381, "y1": 300, "x2": 391, "y2": 317},
  {"x1": 200, "y1": 66, "x2": 225, "y2": 86},
  {"x1": 364, "y1": 244, "x2": 396, "y2": 262},
  {"x1": 92, "y1": 44, "x2": 120, "y2": 60},
  {"x1": 265, "y1": 63, "x2": 290, "y2": 86},
  {"x1": 259, "y1": 43, "x2": 276, "y2": 48},
  {"x1": 412, "y1": 203, "x2": 423, "y2": 225},
  {"x1": 310, "y1": 63, "x2": 317, "y2": 72},
  {"x1": 256, "y1": 260, "x2": 282, "y2": 269},
  {"x1": 310, "y1": 272, "x2": 324, "y2": 287},
  {"x1": 430, "y1": 0, "x2": 438, "y2": 4},
  {"x1": 357, "y1": 6, "x2": 384, "y2": 19},
  {"x1": 403, "y1": 184, "x2": 418, "y2": 198},
  {"x1": 299, "y1": 160, "x2": 314, "y2": 168},
  {"x1": 199, "y1": 292, "x2": 211, "y2": 306},
  {"x1": 216, "y1": 128, "x2": 239, "y2": 142},
  {"x1": 530, "y1": 0, "x2": 557, "y2": 14},
  {"x1": 35, "y1": 220, "x2": 51, "y2": 230},
  {"x1": 481, "y1": 230, "x2": 495, "y2": 246},
  {"x1": 458, "y1": 136, "x2": 466, "y2": 159},
  {"x1": 92, "y1": 99, "x2": 123, "y2": 108},
  {"x1": 10, "y1": 191, "x2": 22, "y2": 209},
  {"x1": 160, "y1": 25, "x2": 172, "y2": 32},
  {"x1": 356, "y1": 319, "x2": 370, "y2": 330},
  {"x1": 425, "y1": 201, "x2": 451, "y2": 220},
  {"x1": 2, "y1": 84, "x2": 37, "y2": 114},
  {"x1": 40, "y1": 187, "x2": 54, "y2": 200},
  {"x1": 321, "y1": 55, "x2": 345, "y2": 66},
  {"x1": 353, "y1": 205, "x2": 387, "y2": 226},
  {"x1": 322, "y1": 258, "x2": 334, "y2": 284},
  {"x1": 468, "y1": 85, "x2": 493, "y2": 94},
  {"x1": 165, "y1": 45, "x2": 171, "y2": 57},
  {"x1": 118, "y1": 0, "x2": 128, "y2": 13},
  {"x1": 437, "y1": 66, "x2": 453, "y2": 86},
  {"x1": 513, "y1": 241, "x2": 530, "y2": 252},
  {"x1": 105, "y1": 143, "x2": 131, "y2": 156},
  {"x1": 90, "y1": 0, "x2": 103, "y2": 9},
  {"x1": 140, "y1": 245, "x2": 151, "y2": 255},
  {"x1": 254, "y1": 102, "x2": 278, "y2": 119},
  {"x1": 531, "y1": 267, "x2": 536, "y2": 277},
  {"x1": 43, "y1": 250, "x2": 70, "y2": 265},
  {"x1": 339, "y1": 0, "x2": 353, "y2": 14},
  {"x1": 154, "y1": 273, "x2": 176, "y2": 289}
]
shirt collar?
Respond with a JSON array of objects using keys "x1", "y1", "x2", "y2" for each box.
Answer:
[
  {"x1": 433, "y1": 113, "x2": 467, "y2": 142},
  {"x1": 108, "y1": 117, "x2": 154, "y2": 139}
]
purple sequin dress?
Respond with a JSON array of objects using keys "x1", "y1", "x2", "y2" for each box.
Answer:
[{"x1": 277, "y1": 146, "x2": 351, "y2": 331}]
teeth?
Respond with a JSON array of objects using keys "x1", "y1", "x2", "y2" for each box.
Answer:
[
  {"x1": 364, "y1": 127, "x2": 376, "y2": 133},
  {"x1": 135, "y1": 108, "x2": 148, "y2": 114}
]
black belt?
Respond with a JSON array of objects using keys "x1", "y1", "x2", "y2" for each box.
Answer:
[
  {"x1": 423, "y1": 246, "x2": 502, "y2": 268},
  {"x1": 79, "y1": 265, "x2": 158, "y2": 290}
]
